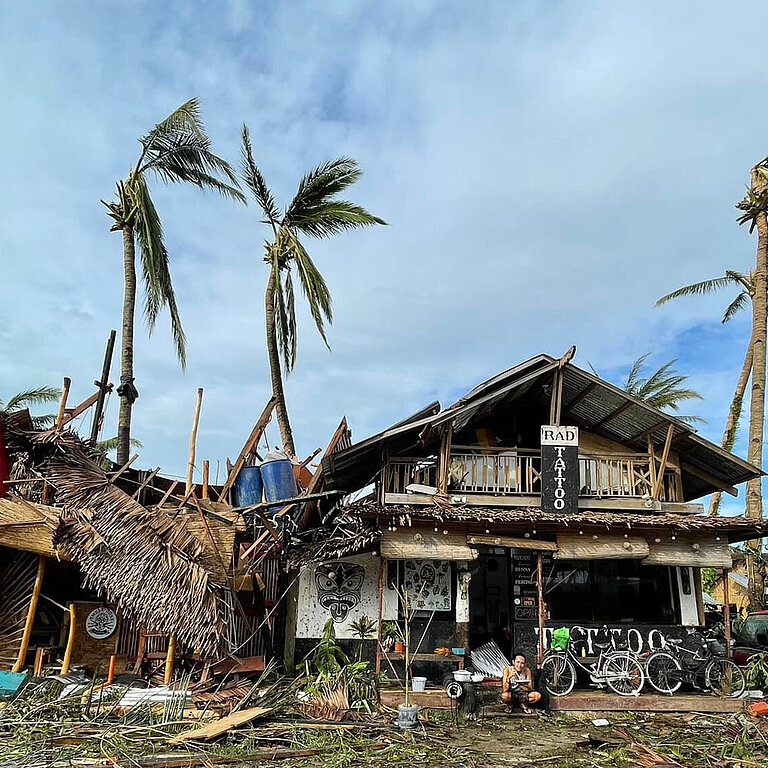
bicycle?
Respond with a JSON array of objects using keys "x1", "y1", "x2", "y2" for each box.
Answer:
[
  {"x1": 644, "y1": 630, "x2": 746, "y2": 698},
  {"x1": 540, "y1": 631, "x2": 645, "y2": 697}
]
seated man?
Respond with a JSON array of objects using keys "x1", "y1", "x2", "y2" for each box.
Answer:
[{"x1": 501, "y1": 653, "x2": 542, "y2": 712}]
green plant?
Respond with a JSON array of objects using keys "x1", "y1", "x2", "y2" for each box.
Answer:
[
  {"x1": 303, "y1": 618, "x2": 349, "y2": 676},
  {"x1": 746, "y1": 650, "x2": 768, "y2": 691},
  {"x1": 380, "y1": 620, "x2": 402, "y2": 642},
  {"x1": 350, "y1": 615, "x2": 377, "y2": 661}
]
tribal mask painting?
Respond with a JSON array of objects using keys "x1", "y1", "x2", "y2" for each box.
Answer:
[{"x1": 315, "y1": 561, "x2": 365, "y2": 622}]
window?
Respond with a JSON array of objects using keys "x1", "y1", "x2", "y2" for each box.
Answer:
[{"x1": 546, "y1": 560, "x2": 675, "y2": 624}]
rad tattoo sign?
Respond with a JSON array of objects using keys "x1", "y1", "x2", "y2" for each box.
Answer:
[{"x1": 540, "y1": 425, "x2": 579, "y2": 514}]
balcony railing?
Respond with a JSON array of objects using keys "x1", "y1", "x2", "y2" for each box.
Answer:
[{"x1": 383, "y1": 447, "x2": 680, "y2": 503}]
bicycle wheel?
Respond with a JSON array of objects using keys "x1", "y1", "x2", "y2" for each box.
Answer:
[
  {"x1": 603, "y1": 653, "x2": 645, "y2": 696},
  {"x1": 645, "y1": 651, "x2": 683, "y2": 695},
  {"x1": 540, "y1": 653, "x2": 576, "y2": 696},
  {"x1": 705, "y1": 658, "x2": 746, "y2": 698}
]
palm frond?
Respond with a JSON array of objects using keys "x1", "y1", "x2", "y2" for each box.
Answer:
[
  {"x1": 622, "y1": 355, "x2": 704, "y2": 421},
  {"x1": 31, "y1": 415, "x2": 56, "y2": 429},
  {"x1": 271, "y1": 252, "x2": 296, "y2": 372},
  {"x1": 655, "y1": 274, "x2": 744, "y2": 306},
  {"x1": 131, "y1": 173, "x2": 187, "y2": 368},
  {"x1": 286, "y1": 231, "x2": 333, "y2": 347},
  {"x1": 241, "y1": 125, "x2": 279, "y2": 224},
  {"x1": 4, "y1": 387, "x2": 61, "y2": 412},
  {"x1": 284, "y1": 158, "x2": 386, "y2": 237},
  {"x1": 722, "y1": 291, "x2": 749, "y2": 323},
  {"x1": 97, "y1": 436, "x2": 144, "y2": 453},
  {"x1": 138, "y1": 99, "x2": 244, "y2": 202},
  {"x1": 623, "y1": 353, "x2": 651, "y2": 395}
]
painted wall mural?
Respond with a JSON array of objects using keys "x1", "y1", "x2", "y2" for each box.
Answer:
[
  {"x1": 403, "y1": 559, "x2": 451, "y2": 611},
  {"x1": 296, "y1": 554, "x2": 398, "y2": 640},
  {"x1": 314, "y1": 561, "x2": 365, "y2": 622}
]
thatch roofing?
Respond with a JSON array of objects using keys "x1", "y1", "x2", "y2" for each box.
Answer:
[
  {"x1": 322, "y1": 353, "x2": 762, "y2": 499},
  {"x1": 287, "y1": 524, "x2": 380, "y2": 568},
  {"x1": 3, "y1": 423, "x2": 235, "y2": 655},
  {"x1": 345, "y1": 501, "x2": 768, "y2": 544}
]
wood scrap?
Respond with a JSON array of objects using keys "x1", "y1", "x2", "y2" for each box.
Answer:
[{"x1": 168, "y1": 706, "x2": 273, "y2": 743}]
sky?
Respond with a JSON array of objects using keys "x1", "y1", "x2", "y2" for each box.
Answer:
[{"x1": 0, "y1": 1, "x2": 766, "y2": 512}]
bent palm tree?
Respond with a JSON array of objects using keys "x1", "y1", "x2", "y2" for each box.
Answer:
[
  {"x1": 103, "y1": 99, "x2": 244, "y2": 464},
  {"x1": 656, "y1": 271, "x2": 754, "y2": 514},
  {"x1": 622, "y1": 355, "x2": 704, "y2": 422},
  {"x1": 0, "y1": 387, "x2": 61, "y2": 429},
  {"x1": 240, "y1": 125, "x2": 385, "y2": 455}
]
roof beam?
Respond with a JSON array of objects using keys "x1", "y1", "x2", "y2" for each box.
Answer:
[
  {"x1": 592, "y1": 400, "x2": 636, "y2": 430},
  {"x1": 680, "y1": 461, "x2": 738, "y2": 497},
  {"x1": 564, "y1": 382, "x2": 598, "y2": 411}
]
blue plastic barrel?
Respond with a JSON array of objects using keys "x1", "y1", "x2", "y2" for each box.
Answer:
[
  {"x1": 231, "y1": 465, "x2": 263, "y2": 508},
  {"x1": 260, "y1": 452, "x2": 298, "y2": 509}
]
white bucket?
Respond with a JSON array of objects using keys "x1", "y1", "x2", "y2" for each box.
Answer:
[{"x1": 411, "y1": 676, "x2": 427, "y2": 692}]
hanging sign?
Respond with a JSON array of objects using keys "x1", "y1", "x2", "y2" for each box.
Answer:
[
  {"x1": 540, "y1": 425, "x2": 579, "y2": 514},
  {"x1": 85, "y1": 606, "x2": 118, "y2": 640}
]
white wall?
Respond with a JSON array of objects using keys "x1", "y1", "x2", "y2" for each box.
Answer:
[
  {"x1": 295, "y1": 553, "x2": 398, "y2": 639},
  {"x1": 676, "y1": 566, "x2": 700, "y2": 626}
]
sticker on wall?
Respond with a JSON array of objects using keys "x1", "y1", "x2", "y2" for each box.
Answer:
[
  {"x1": 403, "y1": 559, "x2": 451, "y2": 611},
  {"x1": 315, "y1": 561, "x2": 365, "y2": 622},
  {"x1": 85, "y1": 606, "x2": 118, "y2": 639}
]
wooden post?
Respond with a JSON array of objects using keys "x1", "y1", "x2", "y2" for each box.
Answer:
[
  {"x1": 202, "y1": 460, "x2": 210, "y2": 500},
  {"x1": 33, "y1": 647, "x2": 45, "y2": 677},
  {"x1": 12, "y1": 555, "x2": 46, "y2": 672},
  {"x1": 60, "y1": 604, "x2": 77, "y2": 675},
  {"x1": 537, "y1": 552, "x2": 545, "y2": 665},
  {"x1": 90, "y1": 330, "x2": 117, "y2": 443},
  {"x1": 722, "y1": 569, "x2": 731, "y2": 659},
  {"x1": 42, "y1": 379, "x2": 71, "y2": 505},
  {"x1": 652, "y1": 423, "x2": 675, "y2": 501},
  {"x1": 647, "y1": 434, "x2": 657, "y2": 492},
  {"x1": 164, "y1": 634, "x2": 177, "y2": 686},
  {"x1": 438, "y1": 422, "x2": 453, "y2": 494},
  {"x1": 375, "y1": 558, "x2": 385, "y2": 675},
  {"x1": 549, "y1": 371, "x2": 560, "y2": 425},
  {"x1": 186, "y1": 388, "x2": 204, "y2": 495},
  {"x1": 218, "y1": 397, "x2": 277, "y2": 502},
  {"x1": 106, "y1": 654, "x2": 117, "y2": 686}
]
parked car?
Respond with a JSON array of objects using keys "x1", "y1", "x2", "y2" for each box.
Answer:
[{"x1": 732, "y1": 611, "x2": 768, "y2": 665}]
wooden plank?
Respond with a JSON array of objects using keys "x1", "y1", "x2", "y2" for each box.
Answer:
[
  {"x1": 168, "y1": 706, "x2": 273, "y2": 743},
  {"x1": 209, "y1": 655, "x2": 266, "y2": 675},
  {"x1": 555, "y1": 532, "x2": 649, "y2": 560},
  {"x1": 643, "y1": 535, "x2": 732, "y2": 568},
  {"x1": 467, "y1": 534, "x2": 557, "y2": 551},
  {"x1": 380, "y1": 687, "x2": 452, "y2": 709},
  {"x1": 549, "y1": 691, "x2": 742, "y2": 713},
  {"x1": 380, "y1": 528, "x2": 476, "y2": 560},
  {"x1": 218, "y1": 397, "x2": 276, "y2": 502}
]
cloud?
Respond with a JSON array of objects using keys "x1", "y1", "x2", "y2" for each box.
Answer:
[{"x1": 1, "y1": 0, "x2": 766, "y2": 500}]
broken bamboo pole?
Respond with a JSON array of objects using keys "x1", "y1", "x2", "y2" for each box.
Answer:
[
  {"x1": 202, "y1": 460, "x2": 209, "y2": 500},
  {"x1": 164, "y1": 634, "x2": 176, "y2": 686},
  {"x1": 186, "y1": 388, "x2": 204, "y2": 495},
  {"x1": 90, "y1": 329, "x2": 117, "y2": 443}
]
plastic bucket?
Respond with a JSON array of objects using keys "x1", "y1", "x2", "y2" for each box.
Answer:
[
  {"x1": 396, "y1": 704, "x2": 419, "y2": 729},
  {"x1": 261, "y1": 453, "x2": 298, "y2": 510},
  {"x1": 411, "y1": 677, "x2": 427, "y2": 692},
  {"x1": 231, "y1": 466, "x2": 263, "y2": 508}
]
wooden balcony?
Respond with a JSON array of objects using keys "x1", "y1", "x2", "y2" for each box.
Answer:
[{"x1": 383, "y1": 447, "x2": 682, "y2": 507}]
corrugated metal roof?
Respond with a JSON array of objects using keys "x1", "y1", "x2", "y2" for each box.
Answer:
[{"x1": 322, "y1": 351, "x2": 762, "y2": 499}]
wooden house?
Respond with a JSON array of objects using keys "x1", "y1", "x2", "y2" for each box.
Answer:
[{"x1": 288, "y1": 352, "x2": 767, "y2": 673}]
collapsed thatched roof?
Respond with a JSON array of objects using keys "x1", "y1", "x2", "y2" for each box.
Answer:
[
  {"x1": 288, "y1": 523, "x2": 380, "y2": 568},
  {"x1": 3, "y1": 423, "x2": 235, "y2": 655}
]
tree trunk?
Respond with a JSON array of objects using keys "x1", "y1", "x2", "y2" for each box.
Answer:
[
  {"x1": 709, "y1": 336, "x2": 753, "y2": 515},
  {"x1": 117, "y1": 225, "x2": 136, "y2": 466},
  {"x1": 747, "y1": 166, "x2": 767, "y2": 609},
  {"x1": 265, "y1": 262, "x2": 296, "y2": 456}
]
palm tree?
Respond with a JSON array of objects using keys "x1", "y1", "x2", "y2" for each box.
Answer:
[
  {"x1": 103, "y1": 99, "x2": 244, "y2": 464},
  {"x1": 0, "y1": 387, "x2": 61, "y2": 429},
  {"x1": 240, "y1": 125, "x2": 385, "y2": 456},
  {"x1": 622, "y1": 354, "x2": 704, "y2": 422},
  {"x1": 736, "y1": 162, "x2": 768, "y2": 609},
  {"x1": 656, "y1": 271, "x2": 754, "y2": 514}
]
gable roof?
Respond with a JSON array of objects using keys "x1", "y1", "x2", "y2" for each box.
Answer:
[{"x1": 322, "y1": 352, "x2": 762, "y2": 500}]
